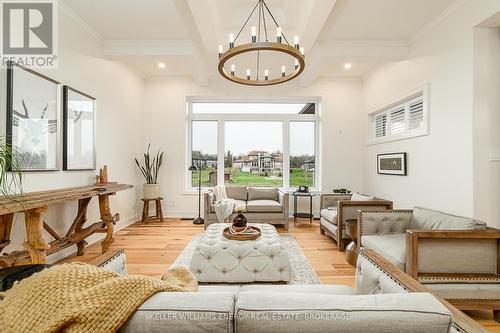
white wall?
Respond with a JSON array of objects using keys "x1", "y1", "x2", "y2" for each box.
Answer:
[
  {"x1": 473, "y1": 27, "x2": 500, "y2": 227},
  {"x1": 3, "y1": 7, "x2": 145, "y2": 262},
  {"x1": 142, "y1": 77, "x2": 365, "y2": 217},
  {"x1": 362, "y1": 0, "x2": 500, "y2": 218}
]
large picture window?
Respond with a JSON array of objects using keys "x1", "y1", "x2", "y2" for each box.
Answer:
[{"x1": 187, "y1": 101, "x2": 320, "y2": 190}]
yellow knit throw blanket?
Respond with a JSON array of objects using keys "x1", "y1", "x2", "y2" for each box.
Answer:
[{"x1": 0, "y1": 263, "x2": 198, "y2": 333}]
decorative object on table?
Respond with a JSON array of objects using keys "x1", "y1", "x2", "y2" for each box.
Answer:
[
  {"x1": 296, "y1": 185, "x2": 309, "y2": 193},
  {"x1": 95, "y1": 165, "x2": 116, "y2": 185},
  {"x1": 141, "y1": 197, "x2": 164, "y2": 224},
  {"x1": 344, "y1": 219, "x2": 359, "y2": 266},
  {"x1": 6, "y1": 63, "x2": 60, "y2": 171},
  {"x1": 333, "y1": 188, "x2": 351, "y2": 194},
  {"x1": 377, "y1": 152, "x2": 407, "y2": 176},
  {"x1": 217, "y1": 0, "x2": 305, "y2": 86},
  {"x1": 293, "y1": 191, "x2": 315, "y2": 226},
  {"x1": 231, "y1": 207, "x2": 248, "y2": 232},
  {"x1": 223, "y1": 225, "x2": 261, "y2": 241},
  {"x1": 0, "y1": 138, "x2": 23, "y2": 197},
  {"x1": 135, "y1": 144, "x2": 164, "y2": 199},
  {"x1": 0, "y1": 264, "x2": 51, "y2": 291},
  {"x1": 188, "y1": 164, "x2": 204, "y2": 225},
  {"x1": 62, "y1": 86, "x2": 96, "y2": 171},
  {"x1": 0, "y1": 180, "x2": 133, "y2": 268}
]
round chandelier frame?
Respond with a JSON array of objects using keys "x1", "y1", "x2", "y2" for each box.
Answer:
[{"x1": 217, "y1": 0, "x2": 305, "y2": 86}]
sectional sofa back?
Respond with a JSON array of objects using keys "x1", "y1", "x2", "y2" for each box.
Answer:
[{"x1": 225, "y1": 186, "x2": 280, "y2": 202}]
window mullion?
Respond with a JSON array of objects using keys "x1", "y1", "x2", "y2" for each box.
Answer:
[
  {"x1": 217, "y1": 120, "x2": 225, "y2": 186},
  {"x1": 283, "y1": 120, "x2": 290, "y2": 189}
]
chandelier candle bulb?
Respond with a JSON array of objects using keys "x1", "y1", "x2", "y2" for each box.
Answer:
[
  {"x1": 276, "y1": 27, "x2": 282, "y2": 43},
  {"x1": 294, "y1": 35, "x2": 300, "y2": 49},
  {"x1": 231, "y1": 64, "x2": 236, "y2": 75},
  {"x1": 229, "y1": 33, "x2": 235, "y2": 48},
  {"x1": 281, "y1": 65, "x2": 286, "y2": 77},
  {"x1": 251, "y1": 26, "x2": 257, "y2": 42},
  {"x1": 295, "y1": 58, "x2": 299, "y2": 69},
  {"x1": 300, "y1": 47, "x2": 305, "y2": 56},
  {"x1": 264, "y1": 69, "x2": 269, "y2": 80},
  {"x1": 246, "y1": 69, "x2": 251, "y2": 80},
  {"x1": 218, "y1": 45, "x2": 223, "y2": 57}
]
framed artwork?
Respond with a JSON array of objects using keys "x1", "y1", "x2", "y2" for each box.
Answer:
[
  {"x1": 63, "y1": 86, "x2": 96, "y2": 170},
  {"x1": 377, "y1": 152, "x2": 407, "y2": 176},
  {"x1": 6, "y1": 63, "x2": 60, "y2": 171}
]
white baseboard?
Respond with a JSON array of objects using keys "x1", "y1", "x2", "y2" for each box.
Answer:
[{"x1": 47, "y1": 214, "x2": 139, "y2": 264}]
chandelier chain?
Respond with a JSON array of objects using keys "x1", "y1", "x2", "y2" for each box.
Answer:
[
  {"x1": 262, "y1": 0, "x2": 290, "y2": 46},
  {"x1": 256, "y1": 1, "x2": 262, "y2": 79},
  {"x1": 234, "y1": 0, "x2": 260, "y2": 43}
]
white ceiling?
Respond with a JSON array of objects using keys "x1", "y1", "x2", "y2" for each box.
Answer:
[{"x1": 61, "y1": 0, "x2": 462, "y2": 85}]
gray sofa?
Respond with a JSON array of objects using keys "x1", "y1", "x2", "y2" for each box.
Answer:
[
  {"x1": 320, "y1": 193, "x2": 392, "y2": 251},
  {"x1": 204, "y1": 186, "x2": 289, "y2": 229},
  {"x1": 358, "y1": 206, "x2": 500, "y2": 320},
  {"x1": 93, "y1": 249, "x2": 483, "y2": 333}
]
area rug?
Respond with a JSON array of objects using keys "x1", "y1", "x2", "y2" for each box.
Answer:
[{"x1": 171, "y1": 234, "x2": 320, "y2": 285}]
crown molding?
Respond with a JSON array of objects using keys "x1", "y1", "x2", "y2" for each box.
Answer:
[
  {"x1": 59, "y1": 1, "x2": 105, "y2": 44},
  {"x1": 409, "y1": 0, "x2": 468, "y2": 44}
]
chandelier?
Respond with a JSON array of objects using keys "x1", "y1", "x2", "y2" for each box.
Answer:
[{"x1": 217, "y1": 0, "x2": 305, "y2": 86}]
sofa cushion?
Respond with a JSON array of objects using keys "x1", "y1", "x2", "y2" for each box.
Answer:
[
  {"x1": 246, "y1": 200, "x2": 282, "y2": 213},
  {"x1": 320, "y1": 218, "x2": 350, "y2": 239},
  {"x1": 351, "y1": 193, "x2": 374, "y2": 201},
  {"x1": 361, "y1": 234, "x2": 406, "y2": 271},
  {"x1": 235, "y1": 291, "x2": 452, "y2": 333},
  {"x1": 410, "y1": 207, "x2": 487, "y2": 230},
  {"x1": 240, "y1": 284, "x2": 355, "y2": 295},
  {"x1": 248, "y1": 187, "x2": 279, "y2": 201},
  {"x1": 226, "y1": 186, "x2": 248, "y2": 201},
  {"x1": 121, "y1": 291, "x2": 235, "y2": 333},
  {"x1": 320, "y1": 208, "x2": 338, "y2": 224},
  {"x1": 424, "y1": 283, "x2": 500, "y2": 300}
]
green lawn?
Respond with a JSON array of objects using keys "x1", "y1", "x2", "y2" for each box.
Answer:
[{"x1": 191, "y1": 167, "x2": 314, "y2": 187}]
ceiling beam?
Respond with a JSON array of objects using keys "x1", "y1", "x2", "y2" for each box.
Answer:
[
  {"x1": 174, "y1": 0, "x2": 211, "y2": 86},
  {"x1": 103, "y1": 40, "x2": 193, "y2": 56},
  {"x1": 185, "y1": 0, "x2": 220, "y2": 52},
  {"x1": 297, "y1": 0, "x2": 338, "y2": 51}
]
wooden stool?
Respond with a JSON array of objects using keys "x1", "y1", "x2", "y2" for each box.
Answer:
[{"x1": 141, "y1": 198, "x2": 164, "y2": 224}]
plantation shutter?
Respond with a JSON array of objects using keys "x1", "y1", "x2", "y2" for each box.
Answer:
[
  {"x1": 389, "y1": 107, "x2": 406, "y2": 134},
  {"x1": 408, "y1": 98, "x2": 424, "y2": 130},
  {"x1": 375, "y1": 114, "x2": 387, "y2": 138}
]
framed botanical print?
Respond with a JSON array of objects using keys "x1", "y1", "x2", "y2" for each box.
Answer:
[
  {"x1": 63, "y1": 86, "x2": 96, "y2": 171},
  {"x1": 377, "y1": 152, "x2": 407, "y2": 176},
  {"x1": 6, "y1": 63, "x2": 60, "y2": 171}
]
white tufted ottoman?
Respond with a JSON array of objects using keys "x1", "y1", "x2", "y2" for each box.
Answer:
[{"x1": 190, "y1": 223, "x2": 291, "y2": 283}]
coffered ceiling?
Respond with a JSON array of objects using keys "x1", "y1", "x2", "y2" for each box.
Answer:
[{"x1": 61, "y1": 0, "x2": 462, "y2": 85}]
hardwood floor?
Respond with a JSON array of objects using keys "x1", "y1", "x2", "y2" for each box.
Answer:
[{"x1": 59, "y1": 218, "x2": 499, "y2": 332}]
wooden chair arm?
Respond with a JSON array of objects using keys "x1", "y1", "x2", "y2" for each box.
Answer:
[{"x1": 362, "y1": 249, "x2": 489, "y2": 333}]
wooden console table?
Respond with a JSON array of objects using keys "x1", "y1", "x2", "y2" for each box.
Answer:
[{"x1": 0, "y1": 183, "x2": 132, "y2": 267}]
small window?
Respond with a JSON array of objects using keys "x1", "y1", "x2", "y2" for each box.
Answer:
[{"x1": 370, "y1": 92, "x2": 427, "y2": 144}]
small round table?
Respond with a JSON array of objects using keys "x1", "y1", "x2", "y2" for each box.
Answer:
[{"x1": 344, "y1": 218, "x2": 359, "y2": 266}]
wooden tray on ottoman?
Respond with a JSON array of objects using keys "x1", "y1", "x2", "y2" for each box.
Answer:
[{"x1": 223, "y1": 226, "x2": 261, "y2": 241}]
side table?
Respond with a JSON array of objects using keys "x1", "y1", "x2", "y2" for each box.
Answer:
[
  {"x1": 344, "y1": 218, "x2": 359, "y2": 266},
  {"x1": 141, "y1": 197, "x2": 164, "y2": 224},
  {"x1": 293, "y1": 192, "x2": 315, "y2": 226}
]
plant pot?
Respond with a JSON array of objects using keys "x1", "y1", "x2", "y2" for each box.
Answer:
[{"x1": 143, "y1": 183, "x2": 160, "y2": 199}]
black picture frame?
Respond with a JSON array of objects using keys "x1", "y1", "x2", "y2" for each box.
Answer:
[
  {"x1": 62, "y1": 86, "x2": 96, "y2": 171},
  {"x1": 6, "y1": 62, "x2": 60, "y2": 171},
  {"x1": 377, "y1": 152, "x2": 407, "y2": 176}
]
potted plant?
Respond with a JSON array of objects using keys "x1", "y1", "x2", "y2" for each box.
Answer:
[
  {"x1": 135, "y1": 144, "x2": 164, "y2": 199},
  {"x1": 0, "y1": 138, "x2": 23, "y2": 197}
]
